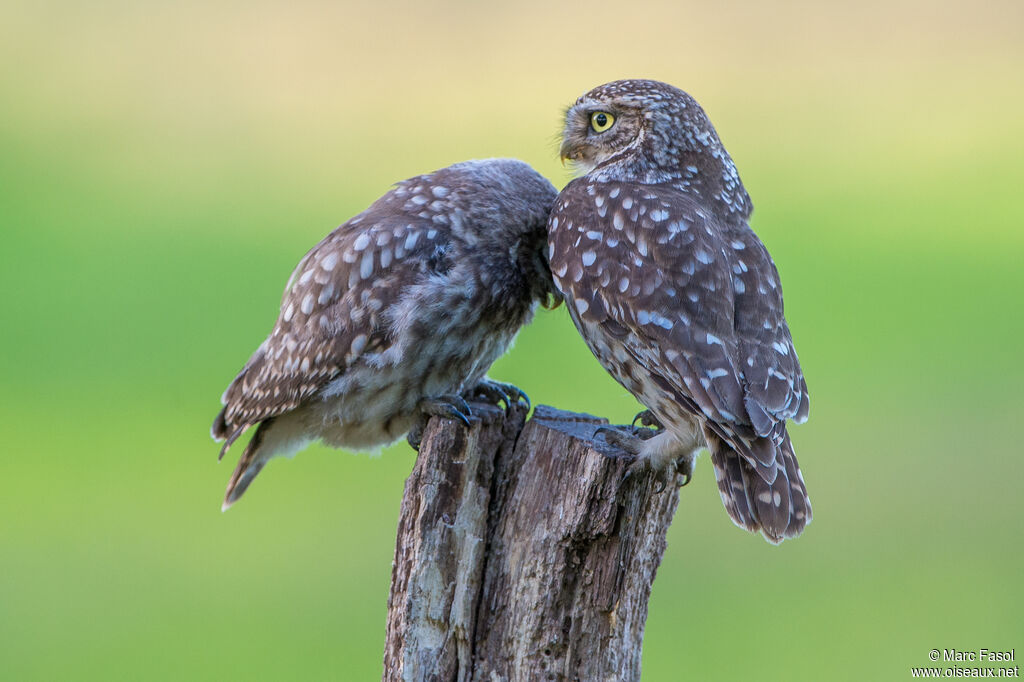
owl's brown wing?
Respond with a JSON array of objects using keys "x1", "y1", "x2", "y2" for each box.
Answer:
[
  {"x1": 549, "y1": 180, "x2": 806, "y2": 480},
  {"x1": 726, "y1": 224, "x2": 809, "y2": 434},
  {"x1": 211, "y1": 210, "x2": 452, "y2": 454}
]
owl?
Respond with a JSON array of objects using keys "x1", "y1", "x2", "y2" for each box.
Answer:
[
  {"x1": 548, "y1": 80, "x2": 811, "y2": 543},
  {"x1": 212, "y1": 159, "x2": 557, "y2": 510}
]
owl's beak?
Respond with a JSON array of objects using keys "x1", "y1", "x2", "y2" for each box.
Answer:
[{"x1": 559, "y1": 139, "x2": 577, "y2": 166}]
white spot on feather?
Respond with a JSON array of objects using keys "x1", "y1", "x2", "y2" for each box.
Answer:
[
  {"x1": 360, "y1": 251, "x2": 374, "y2": 280},
  {"x1": 320, "y1": 252, "x2": 338, "y2": 271},
  {"x1": 318, "y1": 283, "x2": 335, "y2": 305},
  {"x1": 650, "y1": 312, "x2": 673, "y2": 329}
]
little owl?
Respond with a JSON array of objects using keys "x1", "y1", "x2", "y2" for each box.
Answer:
[
  {"x1": 212, "y1": 159, "x2": 557, "y2": 510},
  {"x1": 548, "y1": 79, "x2": 811, "y2": 543}
]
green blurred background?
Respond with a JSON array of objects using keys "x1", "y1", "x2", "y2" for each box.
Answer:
[{"x1": 2, "y1": 0, "x2": 1022, "y2": 679}]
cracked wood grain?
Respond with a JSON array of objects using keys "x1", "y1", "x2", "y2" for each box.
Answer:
[{"x1": 383, "y1": 404, "x2": 687, "y2": 682}]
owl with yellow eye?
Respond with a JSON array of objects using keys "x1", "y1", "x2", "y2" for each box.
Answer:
[{"x1": 549, "y1": 79, "x2": 812, "y2": 544}]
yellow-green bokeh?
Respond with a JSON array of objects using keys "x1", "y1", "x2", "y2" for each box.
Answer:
[{"x1": 2, "y1": 1, "x2": 1022, "y2": 679}]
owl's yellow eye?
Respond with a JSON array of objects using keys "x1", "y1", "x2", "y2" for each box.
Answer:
[{"x1": 590, "y1": 111, "x2": 615, "y2": 133}]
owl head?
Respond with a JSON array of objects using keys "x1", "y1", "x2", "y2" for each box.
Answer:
[
  {"x1": 559, "y1": 79, "x2": 750, "y2": 217},
  {"x1": 433, "y1": 159, "x2": 560, "y2": 306}
]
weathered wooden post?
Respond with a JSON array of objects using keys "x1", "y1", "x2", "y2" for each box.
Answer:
[{"x1": 384, "y1": 403, "x2": 689, "y2": 682}]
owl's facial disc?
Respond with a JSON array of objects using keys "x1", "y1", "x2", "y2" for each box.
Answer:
[{"x1": 559, "y1": 100, "x2": 640, "y2": 174}]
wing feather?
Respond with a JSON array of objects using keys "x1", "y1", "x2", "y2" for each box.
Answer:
[
  {"x1": 549, "y1": 179, "x2": 808, "y2": 480},
  {"x1": 212, "y1": 203, "x2": 451, "y2": 444}
]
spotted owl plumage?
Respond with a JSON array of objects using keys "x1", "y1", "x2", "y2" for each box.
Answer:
[
  {"x1": 212, "y1": 159, "x2": 557, "y2": 509},
  {"x1": 549, "y1": 79, "x2": 811, "y2": 543}
]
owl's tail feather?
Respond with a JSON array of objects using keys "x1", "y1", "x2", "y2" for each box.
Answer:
[
  {"x1": 707, "y1": 428, "x2": 812, "y2": 544},
  {"x1": 211, "y1": 407, "x2": 230, "y2": 442},
  {"x1": 222, "y1": 419, "x2": 272, "y2": 512}
]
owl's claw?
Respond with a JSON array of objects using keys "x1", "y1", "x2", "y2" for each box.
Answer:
[
  {"x1": 675, "y1": 454, "x2": 694, "y2": 487},
  {"x1": 595, "y1": 425, "x2": 658, "y2": 489},
  {"x1": 595, "y1": 425, "x2": 690, "y2": 494},
  {"x1": 595, "y1": 424, "x2": 657, "y2": 449},
  {"x1": 407, "y1": 423, "x2": 426, "y2": 451},
  {"x1": 595, "y1": 425, "x2": 644, "y2": 454},
  {"x1": 623, "y1": 454, "x2": 692, "y2": 493},
  {"x1": 631, "y1": 410, "x2": 663, "y2": 430},
  {"x1": 419, "y1": 395, "x2": 473, "y2": 426},
  {"x1": 622, "y1": 456, "x2": 668, "y2": 494},
  {"x1": 407, "y1": 395, "x2": 474, "y2": 450},
  {"x1": 467, "y1": 380, "x2": 530, "y2": 411}
]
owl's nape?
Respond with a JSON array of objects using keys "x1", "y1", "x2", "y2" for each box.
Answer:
[
  {"x1": 548, "y1": 79, "x2": 811, "y2": 543},
  {"x1": 213, "y1": 159, "x2": 557, "y2": 509}
]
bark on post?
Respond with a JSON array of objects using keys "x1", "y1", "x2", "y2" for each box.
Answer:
[{"x1": 384, "y1": 404, "x2": 686, "y2": 682}]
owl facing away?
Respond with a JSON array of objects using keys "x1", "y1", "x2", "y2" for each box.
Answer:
[
  {"x1": 213, "y1": 159, "x2": 557, "y2": 510},
  {"x1": 549, "y1": 79, "x2": 811, "y2": 543}
]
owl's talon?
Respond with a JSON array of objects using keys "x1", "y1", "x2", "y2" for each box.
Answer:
[
  {"x1": 621, "y1": 455, "x2": 660, "y2": 491},
  {"x1": 624, "y1": 457, "x2": 676, "y2": 494},
  {"x1": 418, "y1": 395, "x2": 473, "y2": 427},
  {"x1": 617, "y1": 445, "x2": 691, "y2": 494},
  {"x1": 406, "y1": 423, "x2": 426, "y2": 451},
  {"x1": 467, "y1": 380, "x2": 530, "y2": 411},
  {"x1": 595, "y1": 425, "x2": 644, "y2": 455},
  {"x1": 675, "y1": 454, "x2": 694, "y2": 487},
  {"x1": 632, "y1": 410, "x2": 663, "y2": 430},
  {"x1": 408, "y1": 396, "x2": 474, "y2": 450}
]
